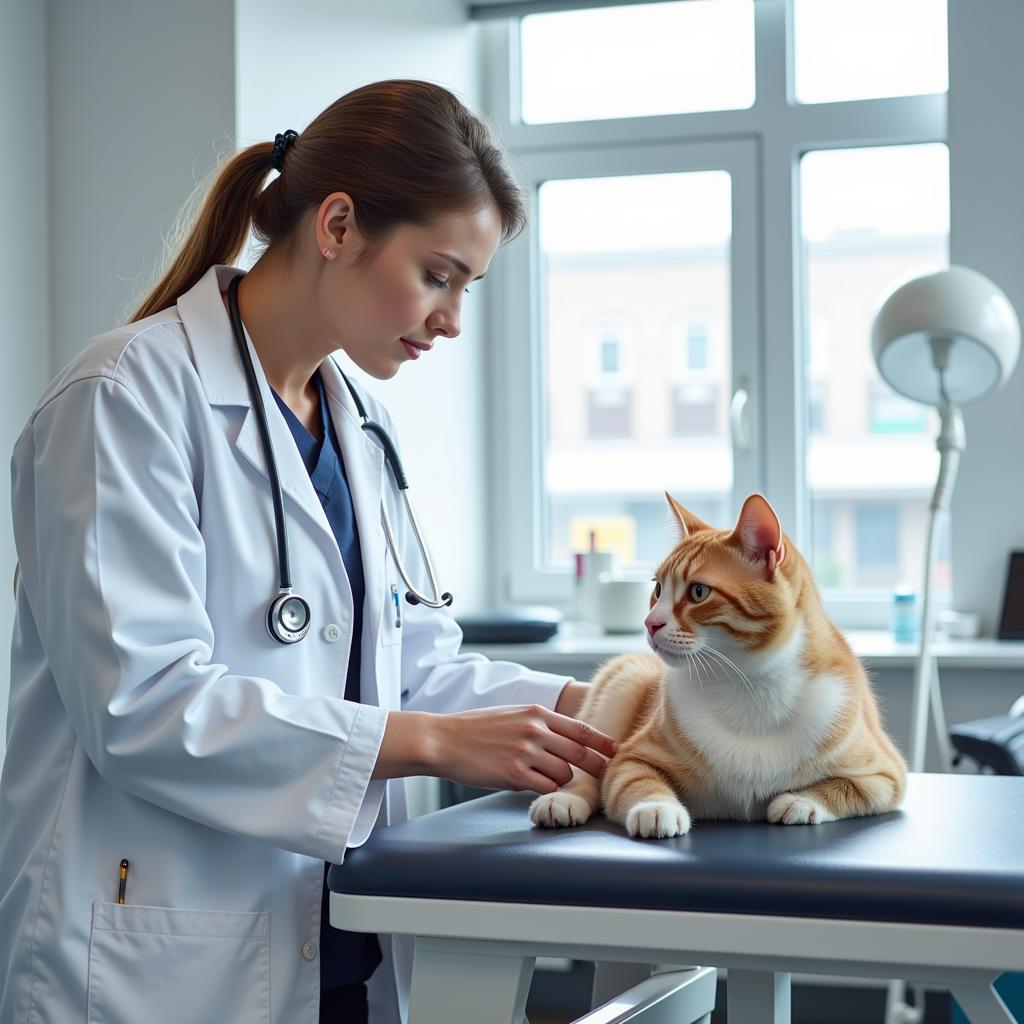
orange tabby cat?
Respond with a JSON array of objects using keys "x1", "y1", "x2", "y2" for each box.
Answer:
[{"x1": 530, "y1": 492, "x2": 907, "y2": 839}]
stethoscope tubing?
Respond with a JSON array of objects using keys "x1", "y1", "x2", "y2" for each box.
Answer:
[
  {"x1": 226, "y1": 273, "x2": 453, "y2": 646},
  {"x1": 227, "y1": 275, "x2": 294, "y2": 590}
]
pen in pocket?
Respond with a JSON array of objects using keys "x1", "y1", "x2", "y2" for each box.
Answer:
[
  {"x1": 117, "y1": 859, "x2": 129, "y2": 904},
  {"x1": 391, "y1": 584, "x2": 401, "y2": 629}
]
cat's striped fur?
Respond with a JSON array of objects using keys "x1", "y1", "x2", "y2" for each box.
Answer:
[{"x1": 530, "y1": 493, "x2": 907, "y2": 838}]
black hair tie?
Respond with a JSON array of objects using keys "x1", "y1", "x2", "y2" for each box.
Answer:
[{"x1": 271, "y1": 130, "x2": 299, "y2": 172}]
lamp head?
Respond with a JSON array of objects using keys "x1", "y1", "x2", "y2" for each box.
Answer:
[{"x1": 870, "y1": 265, "x2": 1020, "y2": 406}]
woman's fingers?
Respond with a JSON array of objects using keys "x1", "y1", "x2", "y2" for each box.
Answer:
[
  {"x1": 530, "y1": 751, "x2": 577, "y2": 789},
  {"x1": 538, "y1": 731, "x2": 609, "y2": 782},
  {"x1": 521, "y1": 768, "x2": 561, "y2": 795},
  {"x1": 538, "y1": 706, "x2": 619, "y2": 758}
]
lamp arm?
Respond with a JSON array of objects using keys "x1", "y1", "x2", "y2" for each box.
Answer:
[
  {"x1": 908, "y1": 400, "x2": 963, "y2": 773},
  {"x1": 931, "y1": 399, "x2": 965, "y2": 512}
]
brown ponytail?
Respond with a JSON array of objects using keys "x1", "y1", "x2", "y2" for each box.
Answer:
[{"x1": 128, "y1": 80, "x2": 527, "y2": 323}]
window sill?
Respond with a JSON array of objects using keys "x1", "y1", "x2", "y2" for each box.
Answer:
[{"x1": 462, "y1": 624, "x2": 1024, "y2": 673}]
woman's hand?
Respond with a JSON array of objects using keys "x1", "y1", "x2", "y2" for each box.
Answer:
[{"x1": 423, "y1": 704, "x2": 618, "y2": 795}]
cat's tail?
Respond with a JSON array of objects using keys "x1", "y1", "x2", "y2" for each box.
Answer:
[{"x1": 530, "y1": 652, "x2": 662, "y2": 829}]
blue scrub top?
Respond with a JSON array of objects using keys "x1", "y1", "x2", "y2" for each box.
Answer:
[{"x1": 271, "y1": 369, "x2": 382, "y2": 990}]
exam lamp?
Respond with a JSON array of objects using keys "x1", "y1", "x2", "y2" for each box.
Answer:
[{"x1": 870, "y1": 265, "x2": 1021, "y2": 774}]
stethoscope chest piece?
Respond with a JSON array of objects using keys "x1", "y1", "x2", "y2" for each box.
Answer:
[{"x1": 267, "y1": 590, "x2": 312, "y2": 645}]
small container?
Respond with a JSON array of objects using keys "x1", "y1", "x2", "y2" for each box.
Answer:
[
  {"x1": 937, "y1": 609, "x2": 981, "y2": 640},
  {"x1": 891, "y1": 587, "x2": 919, "y2": 644}
]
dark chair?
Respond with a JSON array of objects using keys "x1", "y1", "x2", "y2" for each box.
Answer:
[{"x1": 950, "y1": 695, "x2": 1024, "y2": 775}]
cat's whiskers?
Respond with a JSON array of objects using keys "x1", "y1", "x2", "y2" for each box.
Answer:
[
  {"x1": 686, "y1": 652, "x2": 702, "y2": 695},
  {"x1": 693, "y1": 649, "x2": 714, "y2": 688},
  {"x1": 686, "y1": 645, "x2": 704, "y2": 682},
  {"x1": 701, "y1": 643, "x2": 756, "y2": 696}
]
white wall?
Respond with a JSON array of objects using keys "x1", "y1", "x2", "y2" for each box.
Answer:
[
  {"x1": 948, "y1": 0, "x2": 1024, "y2": 637},
  {"x1": 235, "y1": 0, "x2": 490, "y2": 612},
  {"x1": 1, "y1": 0, "x2": 234, "y2": 763},
  {"x1": 49, "y1": 0, "x2": 236, "y2": 370},
  {"x1": 1, "y1": 0, "x2": 52, "y2": 764}
]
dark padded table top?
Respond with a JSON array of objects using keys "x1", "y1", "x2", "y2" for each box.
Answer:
[{"x1": 329, "y1": 774, "x2": 1024, "y2": 930}]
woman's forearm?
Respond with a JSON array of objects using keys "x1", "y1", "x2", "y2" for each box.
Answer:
[
  {"x1": 369, "y1": 710, "x2": 438, "y2": 780},
  {"x1": 371, "y1": 682, "x2": 590, "y2": 783}
]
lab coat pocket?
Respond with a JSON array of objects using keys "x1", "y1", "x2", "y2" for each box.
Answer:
[{"x1": 86, "y1": 902, "x2": 270, "y2": 1024}]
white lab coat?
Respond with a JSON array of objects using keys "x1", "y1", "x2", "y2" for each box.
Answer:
[{"x1": 0, "y1": 264, "x2": 570, "y2": 1024}]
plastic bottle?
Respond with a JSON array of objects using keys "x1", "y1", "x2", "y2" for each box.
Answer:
[{"x1": 891, "y1": 586, "x2": 919, "y2": 644}]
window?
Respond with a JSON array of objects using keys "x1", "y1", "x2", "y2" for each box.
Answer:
[
  {"x1": 800, "y1": 144, "x2": 949, "y2": 596},
  {"x1": 488, "y1": 0, "x2": 948, "y2": 623},
  {"x1": 855, "y1": 504, "x2": 901, "y2": 585},
  {"x1": 678, "y1": 317, "x2": 714, "y2": 374},
  {"x1": 585, "y1": 314, "x2": 634, "y2": 386},
  {"x1": 686, "y1": 328, "x2": 709, "y2": 372},
  {"x1": 793, "y1": 0, "x2": 948, "y2": 105},
  {"x1": 520, "y1": 1, "x2": 755, "y2": 124},
  {"x1": 806, "y1": 310, "x2": 829, "y2": 435},
  {"x1": 532, "y1": 167, "x2": 746, "y2": 570},
  {"x1": 868, "y1": 379, "x2": 928, "y2": 435}
]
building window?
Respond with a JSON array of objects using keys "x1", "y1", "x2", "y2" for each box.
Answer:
[
  {"x1": 855, "y1": 504, "x2": 901, "y2": 585},
  {"x1": 685, "y1": 322, "x2": 710, "y2": 371}
]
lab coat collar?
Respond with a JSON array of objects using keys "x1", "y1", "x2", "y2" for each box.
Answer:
[
  {"x1": 176, "y1": 266, "x2": 335, "y2": 546},
  {"x1": 177, "y1": 264, "x2": 253, "y2": 408}
]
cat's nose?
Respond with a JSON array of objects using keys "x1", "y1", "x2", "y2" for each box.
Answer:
[{"x1": 645, "y1": 617, "x2": 666, "y2": 638}]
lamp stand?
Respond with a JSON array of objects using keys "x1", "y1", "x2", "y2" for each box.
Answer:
[
  {"x1": 884, "y1": 399, "x2": 964, "y2": 1024},
  {"x1": 907, "y1": 397, "x2": 962, "y2": 773}
]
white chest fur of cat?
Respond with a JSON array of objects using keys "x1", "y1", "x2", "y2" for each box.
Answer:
[
  {"x1": 661, "y1": 624, "x2": 849, "y2": 823},
  {"x1": 529, "y1": 492, "x2": 907, "y2": 840}
]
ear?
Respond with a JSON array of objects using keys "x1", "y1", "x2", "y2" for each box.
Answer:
[
  {"x1": 729, "y1": 494, "x2": 786, "y2": 578},
  {"x1": 665, "y1": 492, "x2": 712, "y2": 545}
]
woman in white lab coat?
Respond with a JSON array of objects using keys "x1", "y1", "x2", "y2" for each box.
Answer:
[{"x1": 0, "y1": 79, "x2": 618, "y2": 1024}]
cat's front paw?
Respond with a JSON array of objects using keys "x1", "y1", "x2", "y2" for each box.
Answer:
[
  {"x1": 767, "y1": 792, "x2": 835, "y2": 825},
  {"x1": 625, "y1": 800, "x2": 691, "y2": 839},
  {"x1": 529, "y1": 791, "x2": 594, "y2": 828}
]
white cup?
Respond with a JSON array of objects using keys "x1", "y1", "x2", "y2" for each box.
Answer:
[{"x1": 596, "y1": 576, "x2": 652, "y2": 634}]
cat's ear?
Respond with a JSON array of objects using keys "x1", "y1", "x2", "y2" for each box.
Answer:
[
  {"x1": 729, "y1": 494, "x2": 786, "y2": 578},
  {"x1": 665, "y1": 492, "x2": 711, "y2": 545}
]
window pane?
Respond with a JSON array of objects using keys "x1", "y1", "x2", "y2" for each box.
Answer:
[
  {"x1": 800, "y1": 144, "x2": 950, "y2": 593},
  {"x1": 520, "y1": 1, "x2": 755, "y2": 125},
  {"x1": 539, "y1": 171, "x2": 733, "y2": 571},
  {"x1": 794, "y1": 0, "x2": 948, "y2": 105}
]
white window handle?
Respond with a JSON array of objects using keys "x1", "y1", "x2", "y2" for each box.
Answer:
[{"x1": 731, "y1": 386, "x2": 752, "y2": 452}]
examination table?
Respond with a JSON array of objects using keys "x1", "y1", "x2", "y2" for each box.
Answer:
[{"x1": 329, "y1": 773, "x2": 1024, "y2": 1024}]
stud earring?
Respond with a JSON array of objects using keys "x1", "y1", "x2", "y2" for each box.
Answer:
[{"x1": 322, "y1": 248, "x2": 336, "y2": 261}]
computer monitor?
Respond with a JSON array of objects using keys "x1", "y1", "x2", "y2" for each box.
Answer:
[{"x1": 997, "y1": 550, "x2": 1024, "y2": 640}]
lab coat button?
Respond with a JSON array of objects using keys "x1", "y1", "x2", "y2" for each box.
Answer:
[
  {"x1": 323, "y1": 623, "x2": 341, "y2": 643},
  {"x1": 301, "y1": 941, "x2": 318, "y2": 961}
]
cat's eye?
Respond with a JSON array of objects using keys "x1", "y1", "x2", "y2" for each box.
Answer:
[
  {"x1": 688, "y1": 582, "x2": 712, "y2": 603},
  {"x1": 652, "y1": 579, "x2": 662, "y2": 599}
]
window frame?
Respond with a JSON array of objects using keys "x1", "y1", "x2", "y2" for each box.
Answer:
[{"x1": 481, "y1": 0, "x2": 947, "y2": 627}]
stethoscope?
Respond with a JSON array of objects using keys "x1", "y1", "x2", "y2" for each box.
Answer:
[{"x1": 226, "y1": 273, "x2": 453, "y2": 646}]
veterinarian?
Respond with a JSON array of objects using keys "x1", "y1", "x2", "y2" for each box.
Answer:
[{"x1": 0, "y1": 79, "x2": 618, "y2": 1024}]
